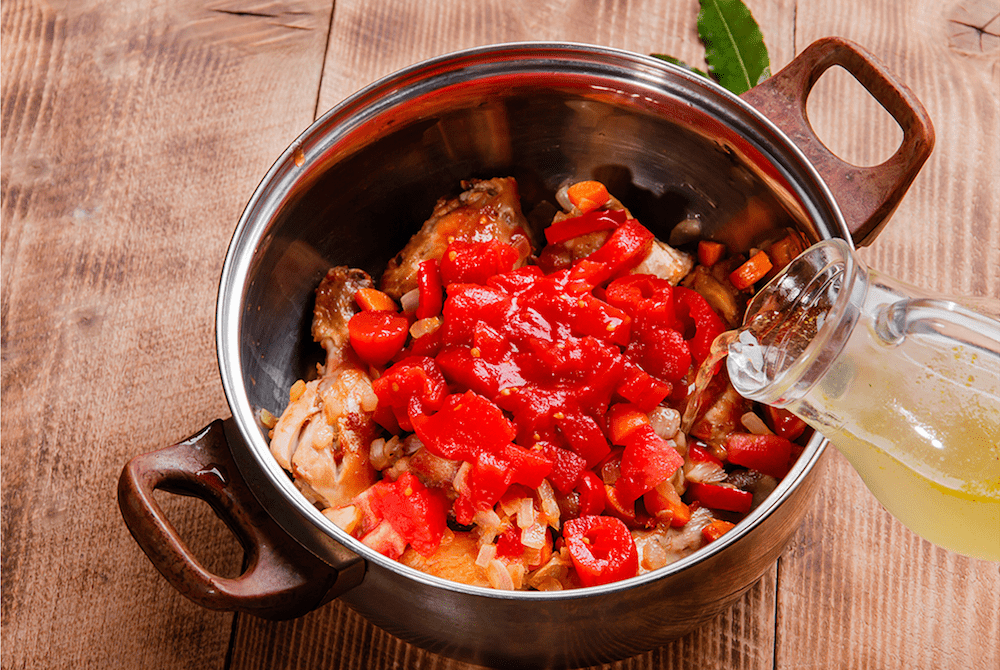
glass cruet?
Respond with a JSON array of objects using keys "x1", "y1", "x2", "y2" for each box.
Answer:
[{"x1": 725, "y1": 238, "x2": 1000, "y2": 561}]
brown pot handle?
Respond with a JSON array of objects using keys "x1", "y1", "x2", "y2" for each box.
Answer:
[
  {"x1": 118, "y1": 418, "x2": 363, "y2": 620},
  {"x1": 741, "y1": 36, "x2": 935, "y2": 246}
]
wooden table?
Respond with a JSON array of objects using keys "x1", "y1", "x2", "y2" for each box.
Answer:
[{"x1": 3, "y1": 1, "x2": 998, "y2": 668}]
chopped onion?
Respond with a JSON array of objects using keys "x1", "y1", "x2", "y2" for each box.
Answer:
[
  {"x1": 487, "y1": 559, "x2": 515, "y2": 590},
  {"x1": 741, "y1": 412, "x2": 772, "y2": 435},
  {"x1": 536, "y1": 480, "x2": 560, "y2": 529},
  {"x1": 516, "y1": 498, "x2": 536, "y2": 528},
  {"x1": 475, "y1": 543, "x2": 497, "y2": 568},
  {"x1": 400, "y1": 288, "x2": 420, "y2": 313},
  {"x1": 649, "y1": 407, "x2": 681, "y2": 440},
  {"x1": 521, "y1": 522, "x2": 547, "y2": 550},
  {"x1": 410, "y1": 316, "x2": 441, "y2": 339}
]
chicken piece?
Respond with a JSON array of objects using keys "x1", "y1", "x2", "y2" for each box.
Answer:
[
  {"x1": 270, "y1": 267, "x2": 379, "y2": 509},
  {"x1": 631, "y1": 238, "x2": 694, "y2": 286},
  {"x1": 690, "y1": 377, "x2": 751, "y2": 458},
  {"x1": 398, "y1": 531, "x2": 492, "y2": 588},
  {"x1": 631, "y1": 506, "x2": 715, "y2": 573},
  {"x1": 379, "y1": 177, "x2": 535, "y2": 298}
]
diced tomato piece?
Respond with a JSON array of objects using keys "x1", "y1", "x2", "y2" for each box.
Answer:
[
  {"x1": 436, "y1": 346, "x2": 526, "y2": 401},
  {"x1": 567, "y1": 259, "x2": 614, "y2": 292},
  {"x1": 556, "y1": 412, "x2": 611, "y2": 468},
  {"x1": 725, "y1": 432, "x2": 794, "y2": 478},
  {"x1": 673, "y1": 286, "x2": 726, "y2": 363},
  {"x1": 411, "y1": 391, "x2": 516, "y2": 462},
  {"x1": 688, "y1": 441, "x2": 724, "y2": 468},
  {"x1": 495, "y1": 524, "x2": 524, "y2": 559},
  {"x1": 686, "y1": 482, "x2": 753, "y2": 513},
  {"x1": 364, "y1": 472, "x2": 449, "y2": 557},
  {"x1": 585, "y1": 219, "x2": 655, "y2": 277},
  {"x1": 440, "y1": 239, "x2": 520, "y2": 286},
  {"x1": 605, "y1": 274, "x2": 676, "y2": 333},
  {"x1": 536, "y1": 442, "x2": 588, "y2": 494},
  {"x1": 415, "y1": 259, "x2": 444, "y2": 319},
  {"x1": 544, "y1": 208, "x2": 627, "y2": 245},
  {"x1": 563, "y1": 515, "x2": 639, "y2": 587},
  {"x1": 616, "y1": 424, "x2": 684, "y2": 503},
  {"x1": 486, "y1": 265, "x2": 545, "y2": 295},
  {"x1": 503, "y1": 443, "x2": 553, "y2": 488},
  {"x1": 440, "y1": 284, "x2": 512, "y2": 346},
  {"x1": 348, "y1": 310, "x2": 410, "y2": 368},
  {"x1": 764, "y1": 405, "x2": 808, "y2": 441},
  {"x1": 629, "y1": 327, "x2": 691, "y2": 383}
]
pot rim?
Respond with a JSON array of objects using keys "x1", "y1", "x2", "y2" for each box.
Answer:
[{"x1": 217, "y1": 40, "x2": 843, "y2": 601}]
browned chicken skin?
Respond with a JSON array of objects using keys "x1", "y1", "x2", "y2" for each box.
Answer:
[
  {"x1": 379, "y1": 177, "x2": 535, "y2": 298},
  {"x1": 270, "y1": 267, "x2": 379, "y2": 509}
]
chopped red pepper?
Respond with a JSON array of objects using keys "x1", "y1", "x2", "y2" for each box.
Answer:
[
  {"x1": 615, "y1": 363, "x2": 672, "y2": 412},
  {"x1": 585, "y1": 219, "x2": 655, "y2": 278},
  {"x1": 616, "y1": 424, "x2": 683, "y2": 503},
  {"x1": 415, "y1": 259, "x2": 444, "y2": 319},
  {"x1": 348, "y1": 310, "x2": 410, "y2": 368},
  {"x1": 686, "y1": 482, "x2": 753, "y2": 513},
  {"x1": 574, "y1": 470, "x2": 606, "y2": 517},
  {"x1": 764, "y1": 406, "x2": 808, "y2": 441},
  {"x1": 563, "y1": 515, "x2": 639, "y2": 587},
  {"x1": 606, "y1": 403, "x2": 651, "y2": 446},
  {"x1": 543, "y1": 208, "x2": 627, "y2": 245},
  {"x1": 673, "y1": 286, "x2": 726, "y2": 363},
  {"x1": 725, "y1": 432, "x2": 794, "y2": 478}
]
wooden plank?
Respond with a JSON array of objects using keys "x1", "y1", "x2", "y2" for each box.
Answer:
[
  {"x1": 775, "y1": 1, "x2": 1000, "y2": 669},
  {"x1": 0, "y1": 1, "x2": 334, "y2": 668}
]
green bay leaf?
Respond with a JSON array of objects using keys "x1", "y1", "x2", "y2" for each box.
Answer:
[{"x1": 697, "y1": 0, "x2": 771, "y2": 94}]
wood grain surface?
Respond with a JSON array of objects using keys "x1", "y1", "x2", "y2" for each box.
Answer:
[{"x1": 2, "y1": 1, "x2": 997, "y2": 669}]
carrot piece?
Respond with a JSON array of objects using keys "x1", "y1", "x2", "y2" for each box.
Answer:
[
  {"x1": 566, "y1": 181, "x2": 610, "y2": 213},
  {"x1": 729, "y1": 250, "x2": 773, "y2": 290},
  {"x1": 356, "y1": 287, "x2": 398, "y2": 312},
  {"x1": 697, "y1": 240, "x2": 725, "y2": 267},
  {"x1": 766, "y1": 233, "x2": 805, "y2": 274},
  {"x1": 701, "y1": 519, "x2": 736, "y2": 543}
]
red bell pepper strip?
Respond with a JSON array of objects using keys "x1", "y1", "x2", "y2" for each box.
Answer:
[
  {"x1": 764, "y1": 406, "x2": 808, "y2": 441},
  {"x1": 606, "y1": 402, "x2": 651, "y2": 446},
  {"x1": 440, "y1": 239, "x2": 520, "y2": 286},
  {"x1": 616, "y1": 424, "x2": 683, "y2": 503},
  {"x1": 585, "y1": 219, "x2": 655, "y2": 278},
  {"x1": 348, "y1": 310, "x2": 410, "y2": 368},
  {"x1": 725, "y1": 432, "x2": 794, "y2": 478},
  {"x1": 563, "y1": 515, "x2": 639, "y2": 587},
  {"x1": 543, "y1": 208, "x2": 627, "y2": 245},
  {"x1": 415, "y1": 259, "x2": 444, "y2": 319},
  {"x1": 686, "y1": 482, "x2": 753, "y2": 513},
  {"x1": 574, "y1": 470, "x2": 606, "y2": 517},
  {"x1": 673, "y1": 286, "x2": 726, "y2": 363},
  {"x1": 363, "y1": 472, "x2": 449, "y2": 558}
]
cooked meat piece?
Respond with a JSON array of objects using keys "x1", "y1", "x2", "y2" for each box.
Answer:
[
  {"x1": 631, "y1": 238, "x2": 694, "y2": 286},
  {"x1": 379, "y1": 177, "x2": 535, "y2": 298},
  {"x1": 313, "y1": 266, "x2": 374, "y2": 367},
  {"x1": 270, "y1": 267, "x2": 379, "y2": 509},
  {"x1": 398, "y1": 531, "x2": 492, "y2": 588},
  {"x1": 631, "y1": 506, "x2": 715, "y2": 573},
  {"x1": 690, "y1": 378, "x2": 751, "y2": 457}
]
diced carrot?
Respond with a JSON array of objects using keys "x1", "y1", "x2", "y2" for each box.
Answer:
[
  {"x1": 766, "y1": 233, "x2": 805, "y2": 274},
  {"x1": 356, "y1": 287, "x2": 398, "y2": 312},
  {"x1": 697, "y1": 240, "x2": 726, "y2": 267},
  {"x1": 729, "y1": 250, "x2": 773, "y2": 290},
  {"x1": 701, "y1": 519, "x2": 736, "y2": 543},
  {"x1": 566, "y1": 181, "x2": 610, "y2": 213}
]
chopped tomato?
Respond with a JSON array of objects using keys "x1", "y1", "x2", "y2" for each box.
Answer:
[
  {"x1": 616, "y1": 424, "x2": 683, "y2": 503},
  {"x1": 585, "y1": 219, "x2": 655, "y2": 277},
  {"x1": 563, "y1": 515, "x2": 639, "y2": 587},
  {"x1": 606, "y1": 403, "x2": 651, "y2": 445},
  {"x1": 440, "y1": 239, "x2": 520, "y2": 286},
  {"x1": 362, "y1": 472, "x2": 449, "y2": 558},
  {"x1": 673, "y1": 287, "x2": 726, "y2": 363},
  {"x1": 725, "y1": 432, "x2": 794, "y2": 478}
]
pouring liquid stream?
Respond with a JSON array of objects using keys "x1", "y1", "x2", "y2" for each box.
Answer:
[{"x1": 682, "y1": 241, "x2": 1000, "y2": 561}]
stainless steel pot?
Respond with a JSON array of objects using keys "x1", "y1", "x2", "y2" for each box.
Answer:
[{"x1": 119, "y1": 39, "x2": 932, "y2": 668}]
